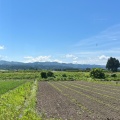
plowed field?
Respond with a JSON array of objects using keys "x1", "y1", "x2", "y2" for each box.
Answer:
[{"x1": 37, "y1": 81, "x2": 120, "y2": 120}]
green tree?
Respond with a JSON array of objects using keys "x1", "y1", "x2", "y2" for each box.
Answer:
[
  {"x1": 90, "y1": 68, "x2": 105, "y2": 79},
  {"x1": 47, "y1": 71, "x2": 54, "y2": 77},
  {"x1": 106, "y1": 57, "x2": 120, "y2": 72},
  {"x1": 41, "y1": 72, "x2": 47, "y2": 78}
]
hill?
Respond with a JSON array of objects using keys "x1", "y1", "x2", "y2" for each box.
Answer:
[{"x1": 0, "y1": 60, "x2": 105, "y2": 70}]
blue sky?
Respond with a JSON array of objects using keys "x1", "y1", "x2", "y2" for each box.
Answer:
[{"x1": 0, "y1": 0, "x2": 120, "y2": 65}]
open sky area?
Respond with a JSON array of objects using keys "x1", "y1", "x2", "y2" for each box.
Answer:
[{"x1": 0, "y1": 0, "x2": 120, "y2": 65}]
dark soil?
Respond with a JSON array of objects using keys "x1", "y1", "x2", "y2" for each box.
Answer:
[
  {"x1": 36, "y1": 82, "x2": 92, "y2": 120},
  {"x1": 53, "y1": 82, "x2": 120, "y2": 120},
  {"x1": 36, "y1": 81, "x2": 120, "y2": 120}
]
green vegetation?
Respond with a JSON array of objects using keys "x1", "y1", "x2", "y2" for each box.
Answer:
[
  {"x1": 0, "y1": 70, "x2": 120, "y2": 81},
  {"x1": 0, "y1": 80, "x2": 41, "y2": 120},
  {"x1": 0, "y1": 70, "x2": 40, "y2": 80},
  {"x1": 47, "y1": 71, "x2": 54, "y2": 77},
  {"x1": 41, "y1": 71, "x2": 54, "y2": 79},
  {"x1": 90, "y1": 68, "x2": 105, "y2": 79},
  {"x1": 111, "y1": 73, "x2": 117, "y2": 78},
  {"x1": 0, "y1": 80, "x2": 26, "y2": 95},
  {"x1": 0, "y1": 69, "x2": 120, "y2": 119},
  {"x1": 41, "y1": 71, "x2": 47, "y2": 78},
  {"x1": 106, "y1": 57, "x2": 120, "y2": 72}
]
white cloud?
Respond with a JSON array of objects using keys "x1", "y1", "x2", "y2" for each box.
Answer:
[
  {"x1": 24, "y1": 56, "x2": 63, "y2": 63},
  {"x1": 66, "y1": 54, "x2": 75, "y2": 58},
  {"x1": 0, "y1": 45, "x2": 5, "y2": 50},
  {"x1": 98, "y1": 55, "x2": 109, "y2": 60},
  {"x1": 24, "y1": 56, "x2": 51, "y2": 63},
  {"x1": 73, "y1": 61, "x2": 78, "y2": 64},
  {"x1": 52, "y1": 59, "x2": 63, "y2": 63},
  {"x1": 73, "y1": 57, "x2": 78, "y2": 60},
  {"x1": 23, "y1": 53, "x2": 118, "y2": 65},
  {"x1": 71, "y1": 57, "x2": 107, "y2": 65},
  {"x1": 0, "y1": 55, "x2": 8, "y2": 60},
  {"x1": 24, "y1": 56, "x2": 33, "y2": 59},
  {"x1": 65, "y1": 54, "x2": 78, "y2": 60},
  {"x1": 74, "y1": 48, "x2": 120, "y2": 57},
  {"x1": 73, "y1": 24, "x2": 120, "y2": 65},
  {"x1": 75, "y1": 24, "x2": 120, "y2": 51}
]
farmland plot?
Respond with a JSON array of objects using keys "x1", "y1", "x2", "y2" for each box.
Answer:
[
  {"x1": 0, "y1": 80, "x2": 26, "y2": 95},
  {"x1": 0, "y1": 80, "x2": 41, "y2": 120},
  {"x1": 37, "y1": 81, "x2": 120, "y2": 120}
]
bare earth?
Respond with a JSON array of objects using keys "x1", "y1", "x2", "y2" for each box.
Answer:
[{"x1": 36, "y1": 81, "x2": 120, "y2": 120}]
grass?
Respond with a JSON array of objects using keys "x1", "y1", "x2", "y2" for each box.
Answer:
[
  {"x1": 0, "y1": 70, "x2": 120, "y2": 82},
  {"x1": 0, "y1": 80, "x2": 41, "y2": 120},
  {"x1": 0, "y1": 80, "x2": 26, "y2": 95}
]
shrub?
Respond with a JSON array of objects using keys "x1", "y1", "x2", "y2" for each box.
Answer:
[
  {"x1": 41, "y1": 72, "x2": 47, "y2": 78},
  {"x1": 47, "y1": 71, "x2": 54, "y2": 77},
  {"x1": 62, "y1": 74, "x2": 67, "y2": 77},
  {"x1": 111, "y1": 74, "x2": 117, "y2": 78},
  {"x1": 90, "y1": 68, "x2": 105, "y2": 79}
]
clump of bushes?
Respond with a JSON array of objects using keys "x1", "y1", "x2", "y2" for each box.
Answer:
[
  {"x1": 41, "y1": 72, "x2": 47, "y2": 78},
  {"x1": 41, "y1": 71, "x2": 54, "y2": 79},
  {"x1": 62, "y1": 74, "x2": 67, "y2": 77},
  {"x1": 47, "y1": 71, "x2": 54, "y2": 77},
  {"x1": 111, "y1": 74, "x2": 117, "y2": 78},
  {"x1": 90, "y1": 68, "x2": 105, "y2": 79}
]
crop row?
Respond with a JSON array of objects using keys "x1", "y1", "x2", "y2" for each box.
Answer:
[
  {"x1": 48, "y1": 82, "x2": 120, "y2": 119},
  {"x1": 63, "y1": 81, "x2": 120, "y2": 101},
  {"x1": 57, "y1": 82, "x2": 119, "y2": 111},
  {"x1": 71, "y1": 81, "x2": 120, "y2": 97},
  {"x1": 75, "y1": 81, "x2": 120, "y2": 92},
  {"x1": 0, "y1": 80, "x2": 26, "y2": 95},
  {"x1": 0, "y1": 80, "x2": 41, "y2": 120},
  {"x1": 0, "y1": 72, "x2": 40, "y2": 80},
  {"x1": 48, "y1": 82, "x2": 95, "y2": 119},
  {"x1": 61, "y1": 82, "x2": 120, "y2": 109}
]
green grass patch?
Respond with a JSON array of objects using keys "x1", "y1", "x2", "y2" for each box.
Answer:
[
  {"x1": 0, "y1": 80, "x2": 26, "y2": 95},
  {"x1": 0, "y1": 80, "x2": 42, "y2": 120}
]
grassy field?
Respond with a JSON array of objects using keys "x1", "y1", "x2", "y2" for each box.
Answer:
[
  {"x1": 0, "y1": 80, "x2": 41, "y2": 120},
  {"x1": 0, "y1": 80, "x2": 26, "y2": 95},
  {"x1": 0, "y1": 70, "x2": 120, "y2": 81},
  {"x1": 0, "y1": 70, "x2": 120, "y2": 120}
]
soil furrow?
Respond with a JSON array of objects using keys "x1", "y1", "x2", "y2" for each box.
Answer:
[
  {"x1": 74, "y1": 81, "x2": 120, "y2": 93},
  {"x1": 53, "y1": 82, "x2": 120, "y2": 120},
  {"x1": 62, "y1": 81, "x2": 120, "y2": 109},
  {"x1": 71, "y1": 81, "x2": 120, "y2": 98},
  {"x1": 37, "y1": 82, "x2": 91, "y2": 120},
  {"x1": 48, "y1": 82, "x2": 94, "y2": 120},
  {"x1": 36, "y1": 81, "x2": 120, "y2": 120}
]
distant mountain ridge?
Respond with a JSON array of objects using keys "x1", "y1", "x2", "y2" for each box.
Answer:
[{"x1": 0, "y1": 60, "x2": 105, "y2": 70}]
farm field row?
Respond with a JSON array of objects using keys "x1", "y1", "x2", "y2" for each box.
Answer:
[
  {"x1": 0, "y1": 80, "x2": 41, "y2": 120},
  {"x1": 37, "y1": 81, "x2": 120, "y2": 120},
  {"x1": 0, "y1": 80, "x2": 26, "y2": 95}
]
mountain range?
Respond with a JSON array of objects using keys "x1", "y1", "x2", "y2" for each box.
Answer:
[{"x1": 0, "y1": 60, "x2": 105, "y2": 70}]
